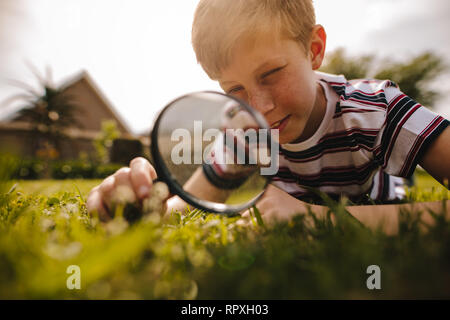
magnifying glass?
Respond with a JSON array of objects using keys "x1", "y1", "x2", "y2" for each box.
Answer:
[{"x1": 150, "y1": 91, "x2": 278, "y2": 215}]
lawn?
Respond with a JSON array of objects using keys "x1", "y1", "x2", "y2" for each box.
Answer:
[{"x1": 0, "y1": 166, "x2": 449, "y2": 299}]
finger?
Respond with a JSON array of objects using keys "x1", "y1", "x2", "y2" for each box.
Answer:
[
  {"x1": 98, "y1": 174, "x2": 115, "y2": 195},
  {"x1": 98, "y1": 175, "x2": 117, "y2": 210},
  {"x1": 86, "y1": 187, "x2": 110, "y2": 222},
  {"x1": 129, "y1": 157, "x2": 157, "y2": 200},
  {"x1": 110, "y1": 167, "x2": 137, "y2": 204},
  {"x1": 239, "y1": 208, "x2": 258, "y2": 227},
  {"x1": 241, "y1": 210, "x2": 251, "y2": 219},
  {"x1": 236, "y1": 218, "x2": 250, "y2": 227}
]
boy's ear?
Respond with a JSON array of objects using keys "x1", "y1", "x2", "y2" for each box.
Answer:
[{"x1": 309, "y1": 24, "x2": 327, "y2": 70}]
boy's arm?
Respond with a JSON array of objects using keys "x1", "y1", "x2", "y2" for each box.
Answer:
[
  {"x1": 334, "y1": 124, "x2": 450, "y2": 234},
  {"x1": 418, "y1": 126, "x2": 450, "y2": 186},
  {"x1": 239, "y1": 184, "x2": 449, "y2": 235},
  {"x1": 320, "y1": 201, "x2": 450, "y2": 235}
]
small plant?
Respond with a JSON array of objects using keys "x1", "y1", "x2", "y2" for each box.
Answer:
[{"x1": 93, "y1": 120, "x2": 121, "y2": 164}]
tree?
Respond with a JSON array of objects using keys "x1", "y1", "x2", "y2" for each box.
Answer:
[
  {"x1": 320, "y1": 48, "x2": 447, "y2": 109},
  {"x1": 374, "y1": 53, "x2": 446, "y2": 108},
  {"x1": 319, "y1": 48, "x2": 375, "y2": 80}
]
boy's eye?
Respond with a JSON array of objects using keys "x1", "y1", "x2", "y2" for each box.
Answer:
[{"x1": 261, "y1": 66, "x2": 285, "y2": 79}]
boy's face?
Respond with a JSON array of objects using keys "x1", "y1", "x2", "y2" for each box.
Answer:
[{"x1": 218, "y1": 27, "x2": 326, "y2": 144}]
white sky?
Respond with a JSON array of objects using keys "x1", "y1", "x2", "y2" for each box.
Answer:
[{"x1": 1, "y1": 0, "x2": 449, "y2": 134}]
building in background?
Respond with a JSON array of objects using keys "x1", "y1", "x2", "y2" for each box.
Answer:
[{"x1": 0, "y1": 71, "x2": 149, "y2": 161}]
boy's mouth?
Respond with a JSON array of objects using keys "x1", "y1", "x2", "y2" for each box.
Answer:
[{"x1": 270, "y1": 114, "x2": 291, "y2": 131}]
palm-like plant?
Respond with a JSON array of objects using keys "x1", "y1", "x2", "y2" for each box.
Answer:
[{"x1": 4, "y1": 65, "x2": 82, "y2": 158}]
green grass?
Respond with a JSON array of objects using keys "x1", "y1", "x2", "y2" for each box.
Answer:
[
  {"x1": 13, "y1": 179, "x2": 102, "y2": 197},
  {"x1": 405, "y1": 169, "x2": 450, "y2": 202},
  {"x1": 1, "y1": 165, "x2": 449, "y2": 299}
]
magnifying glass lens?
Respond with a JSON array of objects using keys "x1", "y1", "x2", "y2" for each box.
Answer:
[{"x1": 151, "y1": 92, "x2": 277, "y2": 214}]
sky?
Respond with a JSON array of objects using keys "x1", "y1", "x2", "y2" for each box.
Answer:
[{"x1": 1, "y1": 0, "x2": 449, "y2": 134}]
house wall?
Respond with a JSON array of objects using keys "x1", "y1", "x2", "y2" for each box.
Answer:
[{"x1": 0, "y1": 126, "x2": 97, "y2": 159}]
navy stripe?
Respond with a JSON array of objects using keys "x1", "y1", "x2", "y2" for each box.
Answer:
[
  {"x1": 346, "y1": 91, "x2": 387, "y2": 103},
  {"x1": 374, "y1": 95, "x2": 419, "y2": 165},
  {"x1": 274, "y1": 162, "x2": 378, "y2": 188},
  {"x1": 330, "y1": 84, "x2": 346, "y2": 96},
  {"x1": 404, "y1": 118, "x2": 449, "y2": 178},
  {"x1": 281, "y1": 132, "x2": 377, "y2": 160},
  {"x1": 329, "y1": 84, "x2": 387, "y2": 103},
  {"x1": 328, "y1": 79, "x2": 397, "y2": 109},
  {"x1": 333, "y1": 108, "x2": 378, "y2": 119}
]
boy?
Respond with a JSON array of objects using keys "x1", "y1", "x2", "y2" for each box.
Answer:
[{"x1": 87, "y1": 0, "x2": 450, "y2": 233}]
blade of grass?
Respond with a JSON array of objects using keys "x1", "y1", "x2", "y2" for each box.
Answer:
[{"x1": 252, "y1": 205, "x2": 265, "y2": 228}]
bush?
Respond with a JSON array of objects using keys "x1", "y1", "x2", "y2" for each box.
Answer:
[
  {"x1": 93, "y1": 163, "x2": 123, "y2": 179},
  {"x1": 51, "y1": 160, "x2": 95, "y2": 179},
  {"x1": 6, "y1": 155, "x2": 124, "y2": 180},
  {"x1": 51, "y1": 161, "x2": 124, "y2": 179},
  {"x1": 11, "y1": 158, "x2": 46, "y2": 180}
]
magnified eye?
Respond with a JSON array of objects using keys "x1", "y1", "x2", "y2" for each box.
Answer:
[{"x1": 227, "y1": 86, "x2": 243, "y2": 94}]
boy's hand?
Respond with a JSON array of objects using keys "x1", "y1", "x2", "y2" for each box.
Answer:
[
  {"x1": 239, "y1": 184, "x2": 309, "y2": 225},
  {"x1": 86, "y1": 157, "x2": 158, "y2": 221}
]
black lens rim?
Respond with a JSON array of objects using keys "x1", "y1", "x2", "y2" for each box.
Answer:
[{"x1": 150, "y1": 91, "x2": 276, "y2": 215}]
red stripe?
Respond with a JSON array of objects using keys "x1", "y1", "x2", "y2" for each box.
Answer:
[
  {"x1": 329, "y1": 79, "x2": 390, "y2": 87},
  {"x1": 387, "y1": 94, "x2": 407, "y2": 113},
  {"x1": 400, "y1": 118, "x2": 434, "y2": 174},
  {"x1": 277, "y1": 162, "x2": 374, "y2": 179},
  {"x1": 281, "y1": 145, "x2": 375, "y2": 163},
  {"x1": 382, "y1": 104, "x2": 421, "y2": 169},
  {"x1": 348, "y1": 88, "x2": 385, "y2": 96},
  {"x1": 328, "y1": 81, "x2": 347, "y2": 86},
  {"x1": 400, "y1": 116, "x2": 442, "y2": 176},
  {"x1": 212, "y1": 161, "x2": 225, "y2": 176},
  {"x1": 346, "y1": 97, "x2": 387, "y2": 109},
  {"x1": 279, "y1": 145, "x2": 373, "y2": 163},
  {"x1": 319, "y1": 127, "x2": 378, "y2": 143},
  {"x1": 278, "y1": 161, "x2": 372, "y2": 181},
  {"x1": 328, "y1": 81, "x2": 386, "y2": 97}
]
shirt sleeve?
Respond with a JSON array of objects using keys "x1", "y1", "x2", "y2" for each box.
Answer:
[{"x1": 373, "y1": 82, "x2": 449, "y2": 178}]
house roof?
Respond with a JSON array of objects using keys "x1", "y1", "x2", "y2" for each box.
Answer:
[
  {"x1": 59, "y1": 70, "x2": 132, "y2": 134},
  {"x1": 0, "y1": 70, "x2": 132, "y2": 135}
]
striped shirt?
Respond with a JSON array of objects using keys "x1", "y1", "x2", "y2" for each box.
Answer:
[{"x1": 272, "y1": 71, "x2": 449, "y2": 204}]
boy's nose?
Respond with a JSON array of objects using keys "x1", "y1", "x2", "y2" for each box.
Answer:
[{"x1": 248, "y1": 91, "x2": 275, "y2": 115}]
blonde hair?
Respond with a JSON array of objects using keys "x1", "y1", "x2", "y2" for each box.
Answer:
[{"x1": 192, "y1": 0, "x2": 316, "y2": 80}]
